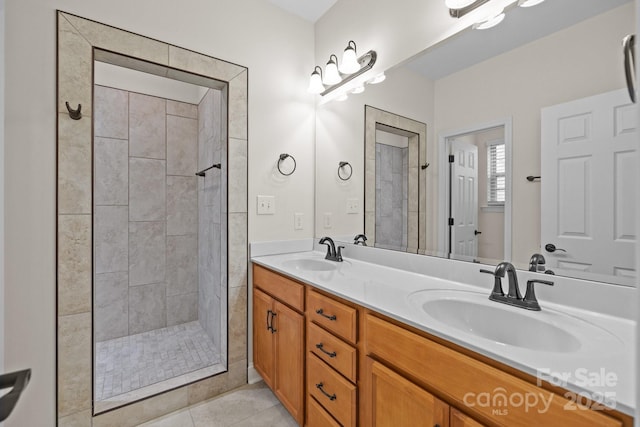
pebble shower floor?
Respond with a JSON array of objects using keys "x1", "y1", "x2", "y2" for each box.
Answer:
[{"x1": 95, "y1": 321, "x2": 220, "y2": 401}]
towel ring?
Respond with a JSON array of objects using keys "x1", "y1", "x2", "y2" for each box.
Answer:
[
  {"x1": 278, "y1": 153, "x2": 296, "y2": 176},
  {"x1": 338, "y1": 161, "x2": 353, "y2": 181}
]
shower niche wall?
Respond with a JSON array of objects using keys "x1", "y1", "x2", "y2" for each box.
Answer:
[{"x1": 92, "y1": 52, "x2": 228, "y2": 412}]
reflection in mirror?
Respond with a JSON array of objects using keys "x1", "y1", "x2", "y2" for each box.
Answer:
[
  {"x1": 315, "y1": 0, "x2": 636, "y2": 286},
  {"x1": 364, "y1": 106, "x2": 427, "y2": 253},
  {"x1": 92, "y1": 50, "x2": 228, "y2": 412},
  {"x1": 438, "y1": 123, "x2": 510, "y2": 265}
]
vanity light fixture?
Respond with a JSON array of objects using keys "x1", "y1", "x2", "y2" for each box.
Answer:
[
  {"x1": 339, "y1": 41, "x2": 361, "y2": 74},
  {"x1": 307, "y1": 66, "x2": 325, "y2": 94},
  {"x1": 367, "y1": 73, "x2": 386, "y2": 84},
  {"x1": 472, "y1": 8, "x2": 505, "y2": 30},
  {"x1": 517, "y1": 0, "x2": 545, "y2": 7},
  {"x1": 335, "y1": 94, "x2": 349, "y2": 102},
  {"x1": 447, "y1": 0, "x2": 491, "y2": 18},
  {"x1": 307, "y1": 40, "x2": 378, "y2": 97},
  {"x1": 323, "y1": 54, "x2": 342, "y2": 85}
]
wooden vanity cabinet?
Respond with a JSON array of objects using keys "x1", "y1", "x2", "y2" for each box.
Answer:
[
  {"x1": 252, "y1": 264, "x2": 632, "y2": 427},
  {"x1": 252, "y1": 265, "x2": 305, "y2": 425}
]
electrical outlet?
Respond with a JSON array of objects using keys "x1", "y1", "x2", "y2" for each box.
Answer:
[
  {"x1": 346, "y1": 198, "x2": 359, "y2": 214},
  {"x1": 294, "y1": 213, "x2": 304, "y2": 230},
  {"x1": 324, "y1": 212, "x2": 332, "y2": 229},
  {"x1": 257, "y1": 195, "x2": 275, "y2": 215}
]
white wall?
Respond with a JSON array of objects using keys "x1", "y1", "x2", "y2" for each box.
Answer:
[
  {"x1": 0, "y1": 0, "x2": 5, "y2": 384},
  {"x1": 4, "y1": 1, "x2": 314, "y2": 425},
  {"x1": 434, "y1": 3, "x2": 632, "y2": 265}
]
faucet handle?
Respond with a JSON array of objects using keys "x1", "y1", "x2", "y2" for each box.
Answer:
[
  {"x1": 480, "y1": 269, "x2": 504, "y2": 297},
  {"x1": 523, "y1": 279, "x2": 554, "y2": 310}
]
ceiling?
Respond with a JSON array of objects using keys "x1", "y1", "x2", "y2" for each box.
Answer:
[{"x1": 266, "y1": 0, "x2": 338, "y2": 22}]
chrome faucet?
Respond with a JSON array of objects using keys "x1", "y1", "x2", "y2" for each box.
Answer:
[
  {"x1": 353, "y1": 234, "x2": 367, "y2": 246},
  {"x1": 480, "y1": 262, "x2": 554, "y2": 311},
  {"x1": 319, "y1": 237, "x2": 344, "y2": 262}
]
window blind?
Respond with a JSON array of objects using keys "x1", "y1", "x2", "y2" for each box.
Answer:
[{"x1": 487, "y1": 142, "x2": 505, "y2": 204}]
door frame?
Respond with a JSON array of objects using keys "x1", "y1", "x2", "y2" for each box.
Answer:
[{"x1": 437, "y1": 117, "x2": 513, "y2": 261}]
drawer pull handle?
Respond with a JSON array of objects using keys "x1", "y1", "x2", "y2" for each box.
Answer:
[
  {"x1": 266, "y1": 310, "x2": 277, "y2": 333},
  {"x1": 315, "y1": 382, "x2": 337, "y2": 401},
  {"x1": 316, "y1": 308, "x2": 337, "y2": 321},
  {"x1": 315, "y1": 343, "x2": 337, "y2": 358}
]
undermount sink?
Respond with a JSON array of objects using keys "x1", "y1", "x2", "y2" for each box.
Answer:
[
  {"x1": 281, "y1": 258, "x2": 337, "y2": 272},
  {"x1": 407, "y1": 290, "x2": 620, "y2": 353}
]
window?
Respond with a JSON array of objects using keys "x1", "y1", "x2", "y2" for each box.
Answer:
[{"x1": 487, "y1": 141, "x2": 505, "y2": 205}]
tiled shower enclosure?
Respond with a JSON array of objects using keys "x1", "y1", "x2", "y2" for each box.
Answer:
[{"x1": 93, "y1": 79, "x2": 227, "y2": 407}]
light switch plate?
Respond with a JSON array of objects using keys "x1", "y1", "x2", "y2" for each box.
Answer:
[
  {"x1": 324, "y1": 212, "x2": 332, "y2": 229},
  {"x1": 257, "y1": 195, "x2": 275, "y2": 215},
  {"x1": 294, "y1": 213, "x2": 304, "y2": 230},
  {"x1": 346, "y1": 198, "x2": 359, "y2": 214}
]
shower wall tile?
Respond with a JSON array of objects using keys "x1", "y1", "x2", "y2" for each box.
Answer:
[
  {"x1": 167, "y1": 115, "x2": 198, "y2": 176},
  {"x1": 229, "y1": 71, "x2": 247, "y2": 140},
  {"x1": 228, "y1": 285, "x2": 247, "y2": 364},
  {"x1": 228, "y1": 138, "x2": 247, "y2": 214},
  {"x1": 129, "y1": 221, "x2": 166, "y2": 286},
  {"x1": 166, "y1": 234, "x2": 198, "y2": 296},
  {"x1": 94, "y1": 85, "x2": 128, "y2": 139},
  {"x1": 228, "y1": 213, "x2": 247, "y2": 289},
  {"x1": 129, "y1": 93, "x2": 166, "y2": 159},
  {"x1": 167, "y1": 292, "x2": 198, "y2": 326},
  {"x1": 198, "y1": 90, "x2": 214, "y2": 146},
  {"x1": 58, "y1": 114, "x2": 92, "y2": 214},
  {"x1": 129, "y1": 158, "x2": 166, "y2": 221},
  {"x1": 58, "y1": 312, "x2": 92, "y2": 417},
  {"x1": 58, "y1": 409, "x2": 91, "y2": 427},
  {"x1": 57, "y1": 15, "x2": 92, "y2": 115},
  {"x1": 94, "y1": 271, "x2": 129, "y2": 341},
  {"x1": 167, "y1": 100, "x2": 198, "y2": 119},
  {"x1": 95, "y1": 206, "x2": 128, "y2": 274},
  {"x1": 94, "y1": 137, "x2": 128, "y2": 206},
  {"x1": 129, "y1": 282, "x2": 166, "y2": 334},
  {"x1": 58, "y1": 215, "x2": 91, "y2": 316},
  {"x1": 168, "y1": 45, "x2": 245, "y2": 83},
  {"x1": 167, "y1": 176, "x2": 198, "y2": 235}
]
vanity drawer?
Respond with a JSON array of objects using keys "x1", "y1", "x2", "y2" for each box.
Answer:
[
  {"x1": 307, "y1": 289, "x2": 357, "y2": 344},
  {"x1": 253, "y1": 264, "x2": 304, "y2": 312},
  {"x1": 365, "y1": 314, "x2": 622, "y2": 427},
  {"x1": 307, "y1": 353, "x2": 357, "y2": 427},
  {"x1": 307, "y1": 396, "x2": 341, "y2": 427},
  {"x1": 308, "y1": 322, "x2": 357, "y2": 382}
]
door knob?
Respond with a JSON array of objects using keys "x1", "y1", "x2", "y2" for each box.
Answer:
[
  {"x1": 544, "y1": 243, "x2": 566, "y2": 253},
  {"x1": 474, "y1": 230, "x2": 482, "y2": 235}
]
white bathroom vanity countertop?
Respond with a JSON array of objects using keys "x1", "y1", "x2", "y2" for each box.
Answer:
[{"x1": 251, "y1": 250, "x2": 636, "y2": 416}]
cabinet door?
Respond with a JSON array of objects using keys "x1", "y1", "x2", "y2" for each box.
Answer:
[
  {"x1": 274, "y1": 300, "x2": 305, "y2": 425},
  {"x1": 253, "y1": 288, "x2": 275, "y2": 389},
  {"x1": 369, "y1": 358, "x2": 448, "y2": 427},
  {"x1": 451, "y1": 408, "x2": 486, "y2": 427}
]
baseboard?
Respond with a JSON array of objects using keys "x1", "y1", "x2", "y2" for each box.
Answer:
[{"x1": 247, "y1": 363, "x2": 262, "y2": 384}]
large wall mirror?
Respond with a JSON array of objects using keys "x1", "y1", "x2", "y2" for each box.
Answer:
[{"x1": 315, "y1": 0, "x2": 637, "y2": 286}]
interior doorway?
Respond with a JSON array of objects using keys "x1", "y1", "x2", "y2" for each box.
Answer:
[{"x1": 438, "y1": 119, "x2": 512, "y2": 264}]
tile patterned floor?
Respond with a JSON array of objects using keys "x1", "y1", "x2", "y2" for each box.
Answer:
[
  {"x1": 95, "y1": 321, "x2": 220, "y2": 401},
  {"x1": 139, "y1": 382, "x2": 298, "y2": 427}
]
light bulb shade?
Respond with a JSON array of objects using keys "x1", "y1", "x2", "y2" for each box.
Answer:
[
  {"x1": 518, "y1": 0, "x2": 544, "y2": 7},
  {"x1": 335, "y1": 94, "x2": 349, "y2": 102},
  {"x1": 339, "y1": 41, "x2": 360, "y2": 74},
  {"x1": 473, "y1": 11, "x2": 505, "y2": 30},
  {"x1": 323, "y1": 54, "x2": 342, "y2": 85},
  {"x1": 368, "y1": 73, "x2": 386, "y2": 85},
  {"x1": 351, "y1": 85, "x2": 365, "y2": 94},
  {"x1": 445, "y1": 0, "x2": 476, "y2": 9},
  {"x1": 307, "y1": 67, "x2": 325, "y2": 94}
]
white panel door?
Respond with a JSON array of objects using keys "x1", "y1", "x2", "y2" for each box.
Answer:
[
  {"x1": 541, "y1": 89, "x2": 637, "y2": 285},
  {"x1": 450, "y1": 139, "x2": 478, "y2": 260}
]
